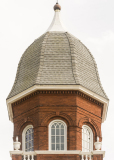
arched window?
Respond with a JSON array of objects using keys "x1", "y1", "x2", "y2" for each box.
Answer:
[
  {"x1": 82, "y1": 125, "x2": 93, "y2": 152},
  {"x1": 49, "y1": 120, "x2": 67, "y2": 151},
  {"x1": 22, "y1": 125, "x2": 34, "y2": 152}
]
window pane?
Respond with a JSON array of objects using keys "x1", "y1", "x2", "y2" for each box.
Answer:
[
  {"x1": 56, "y1": 144, "x2": 60, "y2": 150},
  {"x1": 32, "y1": 140, "x2": 33, "y2": 147},
  {"x1": 26, "y1": 143, "x2": 27, "y2": 149},
  {"x1": 61, "y1": 129, "x2": 64, "y2": 135},
  {"x1": 29, "y1": 134, "x2": 31, "y2": 140},
  {"x1": 29, "y1": 142, "x2": 31, "y2": 147},
  {"x1": 61, "y1": 124, "x2": 64, "y2": 128},
  {"x1": 51, "y1": 136, "x2": 55, "y2": 143},
  {"x1": 56, "y1": 136, "x2": 60, "y2": 143},
  {"x1": 27, "y1": 142, "x2": 29, "y2": 148},
  {"x1": 51, "y1": 129, "x2": 55, "y2": 135},
  {"x1": 52, "y1": 124, "x2": 55, "y2": 128},
  {"x1": 28, "y1": 129, "x2": 31, "y2": 134},
  {"x1": 52, "y1": 144, "x2": 55, "y2": 150},
  {"x1": 32, "y1": 133, "x2": 34, "y2": 139},
  {"x1": 56, "y1": 129, "x2": 59, "y2": 135},
  {"x1": 56, "y1": 124, "x2": 59, "y2": 128},
  {"x1": 61, "y1": 144, "x2": 64, "y2": 150},
  {"x1": 61, "y1": 136, "x2": 64, "y2": 143},
  {"x1": 26, "y1": 134, "x2": 28, "y2": 141}
]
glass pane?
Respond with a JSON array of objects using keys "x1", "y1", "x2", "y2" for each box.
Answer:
[
  {"x1": 56, "y1": 124, "x2": 59, "y2": 128},
  {"x1": 56, "y1": 136, "x2": 60, "y2": 143},
  {"x1": 61, "y1": 124, "x2": 64, "y2": 128},
  {"x1": 26, "y1": 134, "x2": 28, "y2": 142},
  {"x1": 27, "y1": 142, "x2": 29, "y2": 148},
  {"x1": 28, "y1": 129, "x2": 31, "y2": 133},
  {"x1": 61, "y1": 136, "x2": 64, "y2": 143},
  {"x1": 29, "y1": 134, "x2": 31, "y2": 140},
  {"x1": 32, "y1": 140, "x2": 33, "y2": 147},
  {"x1": 52, "y1": 124, "x2": 55, "y2": 128},
  {"x1": 61, "y1": 144, "x2": 64, "y2": 150},
  {"x1": 27, "y1": 130, "x2": 29, "y2": 134},
  {"x1": 51, "y1": 136, "x2": 55, "y2": 143},
  {"x1": 26, "y1": 143, "x2": 27, "y2": 149},
  {"x1": 51, "y1": 129, "x2": 55, "y2": 135},
  {"x1": 56, "y1": 144, "x2": 60, "y2": 150},
  {"x1": 61, "y1": 129, "x2": 64, "y2": 135},
  {"x1": 32, "y1": 133, "x2": 34, "y2": 140},
  {"x1": 29, "y1": 142, "x2": 31, "y2": 147},
  {"x1": 59, "y1": 123, "x2": 61, "y2": 126},
  {"x1": 52, "y1": 144, "x2": 55, "y2": 150},
  {"x1": 56, "y1": 129, "x2": 59, "y2": 135}
]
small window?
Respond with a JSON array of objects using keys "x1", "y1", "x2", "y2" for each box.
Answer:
[
  {"x1": 22, "y1": 125, "x2": 34, "y2": 152},
  {"x1": 82, "y1": 125, "x2": 93, "y2": 152},
  {"x1": 49, "y1": 120, "x2": 67, "y2": 151}
]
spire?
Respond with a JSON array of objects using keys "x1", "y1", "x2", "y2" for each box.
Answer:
[{"x1": 47, "y1": 3, "x2": 67, "y2": 32}]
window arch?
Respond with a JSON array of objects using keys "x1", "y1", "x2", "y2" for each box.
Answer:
[
  {"x1": 22, "y1": 125, "x2": 34, "y2": 152},
  {"x1": 82, "y1": 125, "x2": 93, "y2": 152},
  {"x1": 49, "y1": 120, "x2": 67, "y2": 151}
]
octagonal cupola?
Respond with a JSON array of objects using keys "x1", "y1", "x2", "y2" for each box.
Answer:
[{"x1": 6, "y1": 3, "x2": 109, "y2": 123}]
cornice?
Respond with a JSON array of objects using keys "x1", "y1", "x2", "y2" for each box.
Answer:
[
  {"x1": 12, "y1": 90, "x2": 103, "y2": 107},
  {"x1": 6, "y1": 85, "x2": 109, "y2": 123}
]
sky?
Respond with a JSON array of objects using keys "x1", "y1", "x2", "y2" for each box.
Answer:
[{"x1": 0, "y1": 0, "x2": 114, "y2": 159}]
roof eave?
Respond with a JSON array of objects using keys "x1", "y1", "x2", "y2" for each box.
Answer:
[{"x1": 6, "y1": 84, "x2": 109, "y2": 123}]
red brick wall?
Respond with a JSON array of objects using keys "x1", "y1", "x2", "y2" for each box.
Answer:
[
  {"x1": 12, "y1": 155, "x2": 22, "y2": 160},
  {"x1": 37, "y1": 154, "x2": 81, "y2": 160},
  {"x1": 12, "y1": 154, "x2": 103, "y2": 160},
  {"x1": 12, "y1": 91, "x2": 102, "y2": 151}
]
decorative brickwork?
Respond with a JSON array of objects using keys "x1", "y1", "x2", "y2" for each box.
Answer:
[
  {"x1": 12, "y1": 91, "x2": 102, "y2": 151},
  {"x1": 12, "y1": 90, "x2": 103, "y2": 107}
]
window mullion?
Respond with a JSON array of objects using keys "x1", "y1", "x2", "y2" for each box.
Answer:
[{"x1": 55, "y1": 125, "x2": 56, "y2": 150}]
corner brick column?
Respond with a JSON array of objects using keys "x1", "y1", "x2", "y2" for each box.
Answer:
[
  {"x1": 12, "y1": 154, "x2": 22, "y2": 160},
  {"x1": 93, "y1": 154, "x2": 103, "y2": 160}
]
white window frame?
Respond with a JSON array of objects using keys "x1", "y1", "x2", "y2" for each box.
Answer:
[
  {"x1": 22, "y1": 125, "x2": 34, "y2": 151},
  {"x1": 82, "y1": 125, "x2": 93, "y2": 152},
  {"x1": 49, "y1": 119, "x2": 67, "y2": 151}
]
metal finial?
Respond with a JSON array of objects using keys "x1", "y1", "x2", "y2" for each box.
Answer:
[{"x1": 54, "y1": 2, "x2": 61, "y2": 11}]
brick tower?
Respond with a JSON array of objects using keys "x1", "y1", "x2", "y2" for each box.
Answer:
[{"x1": 7, "y1": 3, "x2": 109, "y2": 160}]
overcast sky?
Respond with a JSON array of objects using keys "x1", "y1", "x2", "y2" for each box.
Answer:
[{"x1": 0, "y1": 0, "x2": 114, "y2": 159}]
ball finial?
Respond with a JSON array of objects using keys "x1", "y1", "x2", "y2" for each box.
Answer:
[{"x1": 54, "y1": 3, "x2": 61, "y2": 11}]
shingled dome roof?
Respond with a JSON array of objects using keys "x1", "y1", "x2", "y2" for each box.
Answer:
[{"x1": 7, "y1": 3, "x2": 108, "y2": 99}]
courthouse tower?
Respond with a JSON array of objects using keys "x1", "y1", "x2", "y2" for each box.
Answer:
[{"x1": 7, "y1": 3, "x2": 109, "y2": 160}]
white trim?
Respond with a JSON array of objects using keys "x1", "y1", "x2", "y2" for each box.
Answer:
[
  {"x1": 10, "y1": 150, "x2": 105, "y2": 158},
  {"x1": 22, "y1": 125, "x2": 33, "y2": 151},
  {"x1": 10, "y1": 151, "x2": 23, "y2": 157},
  {"x1": 6, "y1": 85, "x2": 109, "y2": 123},
  {"x1": 82, "y1": 125, "x2": 93, "y2": 152},
  {"x1": 48, "y1": 119, "x2": 67, "y2": 151},
  {"x1": 35, "y1": 150, "x2": 81, "y2": 154}
]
